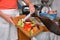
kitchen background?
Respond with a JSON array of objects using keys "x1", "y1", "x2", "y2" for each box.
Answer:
[{"x1": 18, "y1": 0, "x2": 60, "y2": 17}]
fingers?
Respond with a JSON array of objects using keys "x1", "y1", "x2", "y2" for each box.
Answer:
[
  {"x1": 29, "y1": 5, "x2": 35, "y2": 13},
  {"x1": 30, "y1": 7, "x2": 35, "y2": 13},
  {"x1": 9, "y1": 19, "x2": 15, "y2": 25},
  {"x1": 8, "y1": 16, "x2": 15, "y2": 25}
]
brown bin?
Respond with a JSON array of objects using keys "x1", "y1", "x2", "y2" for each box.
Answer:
[{"x1": 13, "y1": 15, "x2": 49, "y2": 40}]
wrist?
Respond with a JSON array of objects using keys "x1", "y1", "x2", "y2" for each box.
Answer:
[
  {"x1": 0, "y1": 11, "x2": 2, "y2": 16},
  {"x1": 29, "y1": 3, "x2": 34, "y2": 7},
  {"x1": 0, "y1": 12, "x2": 6, "y2": 18},
  {"x1": 0, "y1": 11, "x2": 3, "y2": 16},
  {"x1": 23, "y1": 0, "x2": 33, "y2": 6},
  {"x1": 28, "y1": 2, "x2": 34, "y2": 6}
]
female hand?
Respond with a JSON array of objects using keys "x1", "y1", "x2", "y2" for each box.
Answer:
[
  {"x1": 29, "y1": 4, "x2": 35, "y2": 13},
  {"x1": 4, "y1": 14, "x2": 14, "y2": 25},
  {"x1": 0, "y1": 12, "x2": 14, "y2": 25}
]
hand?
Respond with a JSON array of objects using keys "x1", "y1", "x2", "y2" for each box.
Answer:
[
  {"x1": 4, "y1": 14, "x2": 14, "y2": 25},
  {"x1": 29, "y1": 4, "x2": 35, "y2": 13},
  {"x1": 1, "y1": 13, "x2": 15, "y2": 25}
]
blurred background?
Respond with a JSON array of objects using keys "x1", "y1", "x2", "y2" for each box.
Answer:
[{"x1": 18, "y1": 0, "x2": 60, "y2": 17}]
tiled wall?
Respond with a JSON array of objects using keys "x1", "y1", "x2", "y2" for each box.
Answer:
[{"x1": 52, "y1": 0, "x2": 60, "y2": 17}]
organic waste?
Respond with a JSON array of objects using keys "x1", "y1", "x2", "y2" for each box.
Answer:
[{"x1": 17, "y1": 18, "x2": 40, "y2": 36}]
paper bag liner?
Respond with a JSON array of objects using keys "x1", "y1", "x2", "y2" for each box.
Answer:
[{"x1": 12, "y1": 15, "x2": 48, "y2": 38}]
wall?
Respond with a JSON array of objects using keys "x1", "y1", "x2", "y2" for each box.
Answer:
[{"x1": 52, "y1": 0, "x2": 60, "y2": 17}]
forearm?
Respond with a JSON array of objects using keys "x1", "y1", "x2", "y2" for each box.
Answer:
[
  {"x1": 23, "y1": 0, "x2": 33, "y2": 6},
  {"x1": 0, "y1": 11, "x2": 4, "y2": 17},
  {"x1": 0, "y1": 11, "x2": 7, "y2": 18},
  {"x1": 37, "y1": 16, "x2": 60, "y2": 35}
]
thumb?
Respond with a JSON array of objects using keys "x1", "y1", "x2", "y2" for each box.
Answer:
[
  {"x1": 9, "y1": 18, "x2": 15, "y2": 25},
  {"x1": 11, "y1": 20, "x2": 15, "y2": 25}
]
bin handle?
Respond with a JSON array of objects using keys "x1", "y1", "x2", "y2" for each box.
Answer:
[{"x1": 23, "y1": 12, "x2": 33, "y2": 22}]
